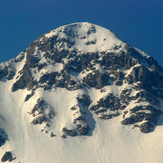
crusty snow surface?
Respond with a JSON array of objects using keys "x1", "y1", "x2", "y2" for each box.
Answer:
[{"x1": 0, "y1": 22, "x2": 163, "y2": 163}]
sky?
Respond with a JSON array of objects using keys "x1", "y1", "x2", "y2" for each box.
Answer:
[{"x1": 0, "y1": 0, "x2": 163, "y2": 66}]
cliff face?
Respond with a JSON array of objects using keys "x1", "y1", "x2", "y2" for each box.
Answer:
[{"x1": 0, "y1": 22, "x2": 163, "y2": 162}]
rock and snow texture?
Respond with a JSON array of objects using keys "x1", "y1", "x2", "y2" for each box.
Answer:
[{"x1": 0, "y1": 22, "x2": 163, "y2": 162}]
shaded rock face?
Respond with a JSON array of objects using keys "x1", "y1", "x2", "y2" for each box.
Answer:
[
  {"x1": 140, "y1": 121, "x2": 154, "y2": 133},
  {"x1": 120, "y1": 90, "x2": 162, "y2": 133},
  {"x1": 0, "y1": 52, "x2": 25, "y2": 81},
  {"x1": 11, "y1": 66, "x2": 33, "y2": 92},
  {"x1": 24, "y1": 91, "x2": 34, "y2": 102},
  {"x1": 8, "y1": 23, "x2": 163, "y2": 134},
  {"x1": 0, "y1": 129, "x2": 8, "y2": 148},
  {"x1": 63, "y1": 94, "x2": 91, "y2": 137},
  {"x1": 82, "y1": 70, "x2": 110, "y2": 89},
  {"x1": 0, "y1": 135, "x2": 5, "y2": 147},
  {"x1": 11, "y1": 41, "x2": 163, "y2": 93},
  {"x1": 1, "y1": 151, "x2": 13, "y2": 162},
  {"x1": 121, "y1": 105, "x2": 162, "y2": 133},
  {"x1": 0, "y1": 65, "x2": 15, "y2": 81},
  {"x1": 126, "y1": 65, "x2": 163, "y2": 88},
  {"x1": 74, "y1": 94, "x2": 91, "y2": 135},
  {"x1": 90, "y1": 93, "x2": 122, "y2": 119},
  {"x1": 29, "y1": 98, "x2": 55, "y2": 129},
  {"x1": 62, "y1": 128, "x2": 78, "y2": 137}
]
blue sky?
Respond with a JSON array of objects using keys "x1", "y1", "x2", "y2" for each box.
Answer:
[{"x1": 0, "y1": 0, "x2": 163, "y2": 66}]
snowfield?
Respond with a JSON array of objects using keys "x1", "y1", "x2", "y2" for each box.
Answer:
[{"x1": 0, "y1": 80, "x2": 163, "y2": 163}]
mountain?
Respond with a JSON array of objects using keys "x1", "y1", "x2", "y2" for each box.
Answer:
[{"x1": 0, "y1": 22, "x2": 163, "y2": 162}]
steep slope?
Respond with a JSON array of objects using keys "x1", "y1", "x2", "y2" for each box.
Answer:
[{"x1": 0, "y1": 22, "x2": 163, "y2": 162}]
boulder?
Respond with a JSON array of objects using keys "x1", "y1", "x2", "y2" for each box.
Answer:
[
  {"x1": 1, "y1": 151, "x2": 12, "y2": 162},
  {"x1": 140, "y1": 121, "x2": 154, "y2": 133}
]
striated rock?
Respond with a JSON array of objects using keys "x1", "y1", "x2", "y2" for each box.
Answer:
[
  {"x1": 11, "y1": 66, "x2": 33, "y2": 92},
  {"x1": 90, "y1": 93, "x2": 121, "y2": 112},
  {"x1": 131, "y1": 65, "x2": 152, "y2": 84},
  {"x1": 121, "y1": 105, "x2": 162, "y2": 132},
  {"x1": 126, "y1": 64, "x2": 163, "y2": 88},
  {"x1": 90, "y1": 93, "x2": 122, "y2": 119}
]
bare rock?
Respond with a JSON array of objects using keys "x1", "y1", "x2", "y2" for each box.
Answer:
[
  {"x1": 62, "y1": 127, "x2": 78, "y2": 137},
  {"x1": 140, "y1": 121, "x2": 154, "y2": 133},
  {"x1": 1, "y1": 151, "x2": 13, "y2": 162},
  {"x1": 31, "y1": 114, "x2": 47, "y2": 125},
  {"x1": 0, "y1": 135, "x2": 5, "y2": 147}
]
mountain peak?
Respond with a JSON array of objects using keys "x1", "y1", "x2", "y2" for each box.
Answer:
[
  {"x1": 38, "y1": 22, "x2": 124, "y2": 53},
  {"x1": 0, "y1": 23, "x2": 163, "y2": 162}
]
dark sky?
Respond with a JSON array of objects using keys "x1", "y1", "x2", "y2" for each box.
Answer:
[{"x1": 0, "y1": 0, "x2": 163, "y2": 66}]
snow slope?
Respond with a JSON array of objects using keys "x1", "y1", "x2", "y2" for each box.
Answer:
[{"x1": 1, "y1": 84, "x2": 163, "y2": 163}]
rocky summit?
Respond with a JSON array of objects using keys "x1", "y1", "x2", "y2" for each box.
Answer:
[{"x1": 0, "y1": 22, "x2": 163, "y2": 162}]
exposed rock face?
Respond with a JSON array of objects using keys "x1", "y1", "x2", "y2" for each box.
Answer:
[
  {"x1": 0, "y1": 65, "x2": 15, "y2": 81},
  {"x1": 121, "y1": 105, "x2": 162, "y2": 133},
  {"x1": 82, "y1": 70, "x2": 110, "y2": 89},
  {"x1": 24, "y1": 91, "x2": 34, "y2": 102},
  {"x1": 63, "y1": 94, "x2": 91, "y2": 137},
  {"x1": 11, "y1": 66, "x2": 33, "y2": 92},
  {"x1": 0, "y1": 135, "x2": 5, "y2": 147},
  {"x1": 62, "y1": 128, "x2": 78, "y2": 137},
  {"x1": 29, "y1": 98, "x2": 55, "y2": 133},
  {"x1": 90, "y1": 93, "x2": 122, "y2": 119},
  {"x1": 0, "y1": 129, "x2": 7, "y2": 148},
  {"x1": 1, "y1": 151, "x2": 13, "y2": 162},
  {"x1": 140, "y1": 121, "x2": 154, "y2": 133},
  {"x1": 126, "y1": 64, "x2": 163, "y2": 88}
]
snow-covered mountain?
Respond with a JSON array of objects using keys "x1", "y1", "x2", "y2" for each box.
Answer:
[{"x1": 1, "y1": 22, "x2": 163, "y2": 162}]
